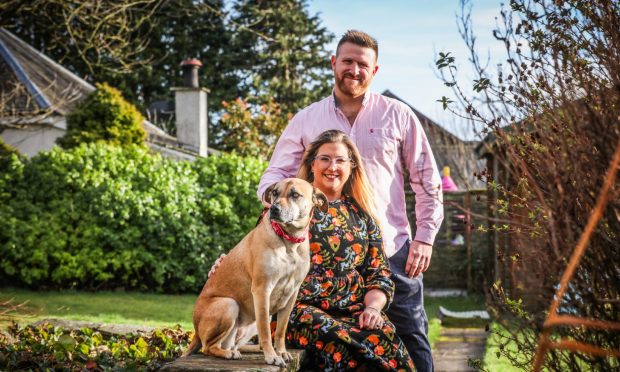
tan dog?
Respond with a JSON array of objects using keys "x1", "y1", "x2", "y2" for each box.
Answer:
[{"x1": 184, "y1": 178, "x2": 328, "y2": 367}]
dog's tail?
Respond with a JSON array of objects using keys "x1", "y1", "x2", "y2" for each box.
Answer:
[{"x1": 182, "y1": 334, "x2": 201, "y2": 357}]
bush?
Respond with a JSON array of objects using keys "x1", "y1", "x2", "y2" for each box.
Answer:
[
  {"x1": 58, "y1": 83, "x2": 146, "y2": 149},
  {"x1": 438, "y1": 1, "x2": 619, "y2": 370},
  {"x1": 0, "y1": 137, "x2": 20, "y2": 172},
  {"x1": 0, "y1": 143, "x2": 267, "y2": 292}
]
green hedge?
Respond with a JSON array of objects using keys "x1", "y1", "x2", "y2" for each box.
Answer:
[{"x1": 0, "y1": 143, "x2": 266, "y2": 292}]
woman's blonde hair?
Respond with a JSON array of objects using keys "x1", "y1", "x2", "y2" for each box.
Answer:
[{"x1": 297, "y1": 130, "x2": 379, "y2": 223}]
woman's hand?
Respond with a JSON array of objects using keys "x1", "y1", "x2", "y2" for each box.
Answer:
[
  {"x1": 359, "y1": 289, "x2": 387, "y2": 330},
  {"x1": 359, "y1": 306, "x2": 384, "y2": 330}
]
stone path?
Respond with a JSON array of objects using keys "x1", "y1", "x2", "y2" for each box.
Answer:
[{"x1": 433, "y1": 327, "x2": 488, "y2": 372}]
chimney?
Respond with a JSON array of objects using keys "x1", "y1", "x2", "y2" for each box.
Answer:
[{"x1": 174, "y1": 58, "x2": 208, "y2": 157}]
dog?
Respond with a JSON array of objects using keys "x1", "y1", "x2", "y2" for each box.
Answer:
[{"x1": 184, "y1": 178, "x2": 328, "y2": 367}]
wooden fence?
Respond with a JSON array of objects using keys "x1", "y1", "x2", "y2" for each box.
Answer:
[{"x1": 405, "y1": 189, "x2": 492, "y2": 293}]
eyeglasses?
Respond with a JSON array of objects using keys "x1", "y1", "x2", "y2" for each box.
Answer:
[{"x1": 313, "y1": 155, "x2": 355, "y2": 168}]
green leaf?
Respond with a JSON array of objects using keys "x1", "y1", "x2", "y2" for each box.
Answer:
[
  {"x1": 473, "y1": 77, "x2": 491, "y2": 92},
  {"x1": 78, "y1": 343, "x2": 90, "y2": 355},
  {"x1": 57, "y1": 334, "x2": 76, "y2": 352},
  {"x1": 135, "y1": 337, "x2": 148, "y2": 352},
  {"x1": 436, "y1": 96, "x2": 454, "y2": 110},
  {"x1": 435, "y1": 52, "x2": 455, "y2": 69}
]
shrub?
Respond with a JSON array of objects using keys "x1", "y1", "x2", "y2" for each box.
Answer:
[
  {"x1": 0, "y1": 322, "x2": 190, "y2": 371},
  {"x1": 0, "y1": 137, "x2": 20, "y2": 172},
  {"x1": 437, "y1": 1, "x2": 619, "y2": 370},
  {"x1": 0, "y1": 143, "x2": 266, "y2": 292},
  {"x1": 58, "y1": 83, "x2": 146, "y2": 149}
]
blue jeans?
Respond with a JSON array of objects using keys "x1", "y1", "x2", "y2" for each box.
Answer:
[{"x1": 385, "y1": 240, "x2": 434, "y2": 372}]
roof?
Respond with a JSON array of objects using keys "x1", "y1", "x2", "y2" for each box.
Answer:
[
  {"x1": 0, "y1": 27, "x2": 94, "y2": 116},
  {"x1": 382, "y1": 90, "x2": 485, "y2": 189},
  {"x1": 382, "y1": 89, "x2": 465, "y2": 144}
]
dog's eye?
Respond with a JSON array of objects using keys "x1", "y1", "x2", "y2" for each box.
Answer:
[
  {"x1": 271, "y1": 189, "x2": 278, "y2": 196},
  {"x1": 291, "y1": 192, "x2": 300, "y2": 199}
]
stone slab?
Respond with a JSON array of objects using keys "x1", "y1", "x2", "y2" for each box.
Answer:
[
  {"x1": 439, "y1": 306, "x2": 490, "y2": 328},
  {"x1": 32, "y1": 318, "x2": 155, "y2": 336},
  {"x1": 425, "y1": 289, "x2": 469, "y2": 298},
  {"x1": 433, "y1": 327, "x2": 488, "y2": 372},
  {"x1": 160, "y1": 350, "x2": 306, "y2": 372}
]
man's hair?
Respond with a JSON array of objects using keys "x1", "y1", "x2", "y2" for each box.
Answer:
[{"x1": 336, "y1": 30, "x2": 378, "y2": 59}]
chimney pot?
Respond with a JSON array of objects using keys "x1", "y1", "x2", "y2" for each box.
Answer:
[{"x1": 181, "y1": 58, "x2": 202, "y2": 88}]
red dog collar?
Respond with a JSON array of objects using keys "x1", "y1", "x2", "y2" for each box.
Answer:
[{"x1": 271, "y1": 220, "x2": 308, "y2": 243}]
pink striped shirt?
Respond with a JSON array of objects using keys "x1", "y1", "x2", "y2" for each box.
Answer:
[{"x1": 258, "y1": 92, "x2": 444, "y2": 258}]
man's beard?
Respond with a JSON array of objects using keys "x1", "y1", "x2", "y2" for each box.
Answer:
[{"x1": 335, "y1": 73, "x2": 371, "y2": 97}]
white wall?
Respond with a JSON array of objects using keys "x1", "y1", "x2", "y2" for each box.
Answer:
[{"x1": 1, "y1": 119, "x2": 66, "y2": 157}]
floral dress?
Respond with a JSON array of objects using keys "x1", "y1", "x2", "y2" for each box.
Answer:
[{"x1": 285, "y1": 195, "x2": 415, "y2": 371}]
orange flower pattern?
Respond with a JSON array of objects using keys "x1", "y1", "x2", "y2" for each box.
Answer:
[{"x1": 285, "y1": 196, "x2": 414, "y2": 371}]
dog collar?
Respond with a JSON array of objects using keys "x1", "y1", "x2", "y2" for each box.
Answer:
[{"x1": 271, "y1": 220, "x2": 308, "y2": 243}]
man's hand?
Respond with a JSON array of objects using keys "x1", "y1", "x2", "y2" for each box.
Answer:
[{"x1": 405, "y1": 240, "x2": 433, "y2": 278}]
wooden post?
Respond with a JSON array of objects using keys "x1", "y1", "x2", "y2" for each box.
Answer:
[{"x1": 466, "y1": 191, "x2": 472, "y2": 293}]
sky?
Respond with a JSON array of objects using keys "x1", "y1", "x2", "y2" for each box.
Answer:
[{"x1": 306, "y1": 0, "x2": 507, "y2": 140}]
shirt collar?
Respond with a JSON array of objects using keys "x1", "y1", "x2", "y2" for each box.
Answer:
[{"x1": 331, "y1": 90, "x2": 371, "y2": 111}]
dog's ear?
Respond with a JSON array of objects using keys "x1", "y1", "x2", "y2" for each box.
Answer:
[
  {"x1": 313, "y1": 188, "x2": 329, "y2": 213},
  {"x1": 262, "y1": 183, "x2": 277, "y2": 204}
]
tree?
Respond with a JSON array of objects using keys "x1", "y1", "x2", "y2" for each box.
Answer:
[
  {"x1": 0, "y1": 0, "x2": 239, "y2": 114},
  {"x1": 209, "y1": 0, "x2": 334, "y2": 149},
  {"x1": 229, "y1": 0, "x2": 334, "y2": 114},
  {"x1": 58, "y1": 83, "x2": 146, "y2": 149},
  {"x1": 0, "y1": 0, "x2": 164, "y2": 75},
  {"x1": 99, "y1": 0, "x2": 242, "y2": 115},
  {"x1": 437, "y1": 1, "x2": 619, "y2": 370},
  {"x1": 217, "y1": 97, "x2": 290, "y2": 159}
]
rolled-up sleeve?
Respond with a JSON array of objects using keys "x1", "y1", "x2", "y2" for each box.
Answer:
[
  {"x1": 402, "y1": 109, "x2": 444, "y2": 245},
  {"x1": 257, "y1": 116, "x2": 306, "y2": 203}
]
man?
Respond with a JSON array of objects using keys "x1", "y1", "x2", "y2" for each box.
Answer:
[{"x1": 258, "y1": 30, "x2": 444, "y2": 371}]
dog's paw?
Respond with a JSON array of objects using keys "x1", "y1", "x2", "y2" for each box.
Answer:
[
  {"x1": 264, "y1": 354, "x2": 287, "y2": 367},
  {"x1": 278, "y1": 350, "x2": 293, "y2": 362},
  {"x1": 222, "y1": 350, "x2": 239, "y2": 360}
]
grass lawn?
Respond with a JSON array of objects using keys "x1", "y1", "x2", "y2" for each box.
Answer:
[
  {"x1": 423, "y1": 294, "x2": 485, "y2": 349},
  {"x1": 1, "y1": 288, "x2": 485, "y2": 348},
  {"x1": 0, "y1": 288, "x2": 196, "y2": 330},
  {"x1": 482, "y1": 323, "x2": 525, "y2": 371}
]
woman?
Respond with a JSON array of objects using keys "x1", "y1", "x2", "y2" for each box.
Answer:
[{"x1": 288, "y1": 130, "x2": 414, "y2": 371}]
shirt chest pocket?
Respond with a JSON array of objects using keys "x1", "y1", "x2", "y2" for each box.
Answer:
[{"x1": 361, "y1": 128, "x2": 398, "y2": 160}]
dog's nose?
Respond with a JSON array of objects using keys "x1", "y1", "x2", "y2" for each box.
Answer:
[{"x1": 270, "y1": 204, "x2": 281, "y2": 216}]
